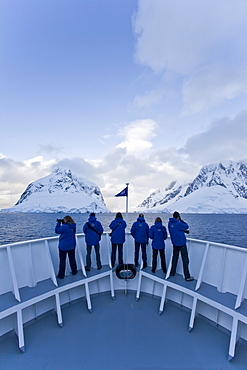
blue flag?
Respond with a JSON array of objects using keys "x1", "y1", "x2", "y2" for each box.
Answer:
[{"x1": 115, "y1": 186, "x2": 128, "y2": 197}]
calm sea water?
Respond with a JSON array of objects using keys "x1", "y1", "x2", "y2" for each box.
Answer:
[{"x1": 0, "y1": 213, "x2": 246, "y2": 248}]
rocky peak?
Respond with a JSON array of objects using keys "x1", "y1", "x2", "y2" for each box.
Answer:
[
  {"x1": 3, "y1": 168, "x2": 109, "y2": 213},
  {"x1": 137, "y1": 159, "x2": 247, "y2": 213}
]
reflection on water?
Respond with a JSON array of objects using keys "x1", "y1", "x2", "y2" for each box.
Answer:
[{"x1": 0, "y1": 212, "x2": 246, "y2": 248}]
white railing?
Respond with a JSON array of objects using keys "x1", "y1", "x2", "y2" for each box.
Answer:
[
  {"x1": 0, "y1": 233, "x2": 247, "y2": 360},
  {"x1": 170, "y1": 237, "x2": 247, "y2": 307}
]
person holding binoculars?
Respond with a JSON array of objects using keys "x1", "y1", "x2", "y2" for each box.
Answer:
[
  {"x1": 168, "y1": 211, "x2": 193, "y2": 281},
  {"x1": 55, "y1": 215, "x2": 77, "y2": 279}
]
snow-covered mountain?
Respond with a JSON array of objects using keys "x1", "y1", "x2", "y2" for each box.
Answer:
[
  {"x1": 1, "y1": 168, "x2": 110, "y2": 213},
  {"x1": 137, "y1": 160, "x2": 247, "y2": 213}
]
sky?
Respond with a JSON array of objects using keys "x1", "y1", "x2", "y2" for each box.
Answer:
[{"x1": 0, "y1": 0, "x2": 247, "y2": 212}]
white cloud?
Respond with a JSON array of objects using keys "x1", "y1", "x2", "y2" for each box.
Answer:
[
  {"x1": 116, "y1": 119, "x2": 157, "y2": 156},
  {"x1": 181, "y1": 63, "x2": 247, "y2": 115},
  {"x1": 0, "y1": 119, "x2": 183, "y2": 211},
  {"x1": 53, "y1": 157, "x2": 96, "y2": 182},
  {"x1": 134, "y1": 0, "x2": 247, "y2": 74},
  {"x1": 1, "y1": 110, "x2": 246, "y2": 212},
  {"x1": 93, "y1": 119, "x2": 198, "y2": 210},
  {"x1": 37, "y1": 143, "x2": 63, "y2": 156},
  {"x1": 0, "y1": 156, "x2": 56, "y2": 208},
  {"x1": 134, "y1": 87, "x2": 164, "y2": 109},
  {"x1": 133, "y1": 0, "x2": 247, "y2": 114},
  {"x1": 181, "y1": 110, "x2": 247, "y2": 164}
]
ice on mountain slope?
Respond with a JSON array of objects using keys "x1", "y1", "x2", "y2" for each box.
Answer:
[
  {"x1": 136, "y1": 160, "x2": 247, "y2": 213},
  {"x1": 1, "y1": 168, "x2": 110, "y2": 213},
  {"x1": 2, "y1": 160, "x2": 247, "y2": 214}
]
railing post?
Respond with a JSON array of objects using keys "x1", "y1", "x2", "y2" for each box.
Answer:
[
  {"x1": 165, "y1": 250, "x2": 173, "y2": 280},
  {"x1": 235, "y1": 254, "x2": 247, "y2": 309},
  {"x1": 219, "y1": 247, "x2": 227, "y2": 293},
  {"x1": 44, "y1": 240, "x2": 58, "y2": 287},
  {"x1": 28, "y1": 243, "x2": 36, "y2": 286},
  {"x1": 76, "y1": 236, "x2": 87, "y2": 277},
  {"x1": 84, "y1": 281, "x2": 92, "y2": 312},
  {"x1": 109, "y1": 271, "x2": 115, "y2": 300},
  {"x1": 159, "y1": 283, "x2": 167, "y2": 314},
  {"x1": 16, "y1": 309, "x2": 25, "y2": 352},
  {"x1": 195, "y1": 243, "x2": 210, "y2": 291},
  {"x1": 189, "y1": 297, "x2": 198, "y2": 331},
  {"x1": 7, "y1": 246, "x2": 21, "y2": 302},
  {"x1": 55, "y1": 293, "x2": 63, "y2": 327},
  {"x1": 136, "y1": 270, "x2": 143, "y2": 301},
  {"x1": 106, "y1": 233, "x2": 112, "y2": 268},
  {"x1": 228, "y1": 316, "x2": 238, "y2": 361}
]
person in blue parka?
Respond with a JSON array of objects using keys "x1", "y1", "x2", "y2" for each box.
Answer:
[
  {"x1": 168, "y1": 211, "x2": 194, "y2": 281},
  {"x1": 109, "y1": 212, "x2": 127, "y2": 267},
  {"x1": 55, "y1": 215, "x2": 77, "y2": 279},
  {"x1": 149, "y1": 217, "x2": 167, "y2": 274},
  {"x1": 83, "y1": 212, "x2": 103, "y2": 271},
  {"x1": 131, "y1": 213, "x2": 149, "y2": 268}
]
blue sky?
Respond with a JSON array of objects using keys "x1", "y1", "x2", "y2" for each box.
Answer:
[{"x1": 0, "y1": 0, "x2": 247, "y2": 211}]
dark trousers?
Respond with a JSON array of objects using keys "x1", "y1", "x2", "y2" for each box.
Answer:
[
  {"x1": 58, "y1": 248, "x2": 77, "y2": 278},
  {"x1": 171, "y1": 245, "x2": 190, "y2": 279},
  {"x1": 152, "y1": 248, "x2": 166, "y2": 273},
  {"x1": 86, "y1": 244, "x2": 102, "y2": 269},
  {"x1": 111, "y1": 243, "x2": 123, "y2": 267},
  {"x1": 134, "y1": 241, "x2": 147, "y2": 266}
]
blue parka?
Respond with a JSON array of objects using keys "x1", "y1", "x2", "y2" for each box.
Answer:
[
  {"x1": 83, "y1": 215, "x2": 103, "y2": 246},
  {"x1": 130, "y1": 216, "x2": 149, "y2": 244},
  {"x1": 149, "y1": 222, "x2": 167, "y2": 249},
  {"x1": 109, "y1": 217, "x2": 127, "y2": 244},
  {"x1": 168, "y1": 218, "x2": 189, "y2": 247},
  {"x1": 55, "y1": 222, "x2": 76, "y2": 251}
]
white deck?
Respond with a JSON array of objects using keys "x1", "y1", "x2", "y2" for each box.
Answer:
[
  {"x1": 1, "y1": 292, "x2": 247, "y2": 369},
  {"x1": 0, "y1": 233, "x2": 247, "y2": 368}
]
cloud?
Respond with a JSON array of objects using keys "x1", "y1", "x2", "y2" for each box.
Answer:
[
  {"x1": 93, "y1": 119, "x2": 198, "y2": 210},
  {"x1": 1, "y1": 111, "x2": 246, "y2": 212},
  {"x1": 98, "y1": 147, "x2": 126, "y2": 170},
  {"x1": 181, "y1": 110, "x2": 247, "y2": 164},
  {"x1": 133, "y1": 0, "x2": 247, "y2": 113},
  {"x1": 133, "y1": 87, "x2": 164, "y2": 109},
  {"x1": 134, "y1": 0, "x2": 247, "y2": 74},
  {"x1": 37, "y1": 142, "x2": 64, "y2": 156},
  {"x1": 116, "y1": 119, "x2": 157, "y2": 155},
  {"x1": 0, "y1": 155, "x2": 56, "y2": 208},
  {"x1": 53, "y1": 157, "x2": 96, "y2": 183},
  {"x1": 181, "y1": 62, "x2": 247, "y2": 115}
]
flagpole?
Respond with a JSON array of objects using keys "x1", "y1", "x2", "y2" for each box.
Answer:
[
  {"x1": 125, "y1": 183, "x2": 129, "y2": 227},
  {"x1": 125, "y1": 182, "x2": 129, "y2": 291}
]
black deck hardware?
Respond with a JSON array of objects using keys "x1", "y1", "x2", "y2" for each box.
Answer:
[{"x1": 115, "y1": 264, "x2": 137, "y2": 279}]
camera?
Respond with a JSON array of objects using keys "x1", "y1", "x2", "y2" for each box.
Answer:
[{"x1": 57, "y1": 219, "x2": 64, "y2": 224}]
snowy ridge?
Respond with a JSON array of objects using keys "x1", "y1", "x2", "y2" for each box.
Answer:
[
  {"x1": 136, "y1": 160, "x2": 247, "y2": 213},
  {"x1": 1, "y1": 168, "x2": 110, "y2": 213}
]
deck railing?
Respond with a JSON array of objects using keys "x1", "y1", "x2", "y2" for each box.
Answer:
[{"x1": 0, "y1": 233, "x2": 247, "y2": 359}]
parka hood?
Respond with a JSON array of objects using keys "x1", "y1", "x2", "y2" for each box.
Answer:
[
  {"x1": 155, "y1": 221, "x2": 163, "y2": 228},
  {"x1": 115, "y1": 217, "x2": 124, "y2": 223},
  {"x1": 88, "y1": 215, "x2": 97, "y2": 223},
  {"x1": 169, "y1": 218, "x2": 178, "y2": 223},
  {"x1": 137, "y1": 216, "x2": 145, "y2": 222},
  {"x1": 68, "y1": 223, "x2": 76, "y2": 232}
]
